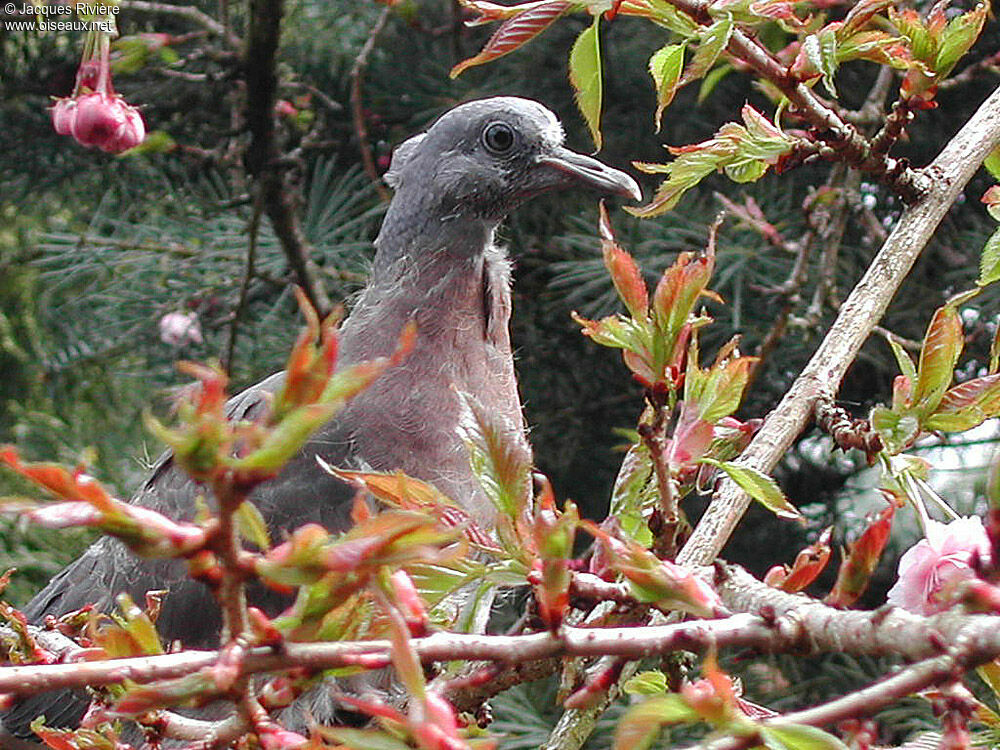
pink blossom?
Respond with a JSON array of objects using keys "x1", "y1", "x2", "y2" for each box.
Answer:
[
  {"x1": 158, "y1": 311, "x2": 203, "y2": 346},
  {"x1": 886, "y1": 516, "x2": 992, "y2": 615},
  {"x1": 50, "y1": 39, "x2": 146, "y2": 154}
]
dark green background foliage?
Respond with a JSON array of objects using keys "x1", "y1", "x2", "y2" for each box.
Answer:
[{"x1": 0, "y1": 0, "x2": 998, "y2": 641}]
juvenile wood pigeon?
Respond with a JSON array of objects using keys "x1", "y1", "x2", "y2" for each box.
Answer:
[{"x1": 3, "y1": 96, "x2": 640, "y2": 741}]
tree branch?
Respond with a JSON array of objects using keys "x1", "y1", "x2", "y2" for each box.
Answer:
[
  {"x1": 678, "y1": 82, "x2": 1000, "y2": 569},
  {"x1": 118, "y1": 0, "x2": 241, "y2": 46},
  {"x1": 243, "y1": 0, "x2": 331, "y2": 317}
]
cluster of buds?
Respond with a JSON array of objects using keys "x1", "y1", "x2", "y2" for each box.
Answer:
[{"x1": 51, "y1": 32, "x2": 145, "y2": 153}]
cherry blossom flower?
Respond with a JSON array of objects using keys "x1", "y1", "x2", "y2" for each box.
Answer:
[
  {"x1": 159, "y1": 311, "x2": 203, "y2": 347},
  {"x1": 49, "y1": 33, "x2": 146, "y2": 154},
  {"x1": 886, "y1": 516, "x2": 992, "y2": 615}
]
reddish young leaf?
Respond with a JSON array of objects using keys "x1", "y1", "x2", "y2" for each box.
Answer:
[
  {"x1": 600, "y1": 203, "x2": 648, "y2": 319},
  {"x1": 531, "y1": 481, "x2": 577, "y2": 632},
  {"x1": 826, "y1": 501, "x2": 896, "y2": 608},
  {"x1": 913, "y1": 303, "x2": 963, "y2": 416},
  {"x1": 451, "y1": 0, "x2": 570, "y2": 77},
  {"x1": 778, "y1": 526, "x2": 832, "y2": 593},
  {"x1": 0, "y1": 448, "x2": 114, "y2": 512},
  {"x1": 585, "y1": 522, "x2": 723, "y2": 617}
]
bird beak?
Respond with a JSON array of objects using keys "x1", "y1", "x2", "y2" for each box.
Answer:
[{"x1": 536, "y1": 148, "x2": 642, "y2": 202}]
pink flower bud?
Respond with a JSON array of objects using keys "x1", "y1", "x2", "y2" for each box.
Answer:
[
  {"x1": 104, "y1": 104, "x2": 145, "y2": 153},
  {"x1": 51, "y1": 98, "x2": 77, "y2": 136},
  {"x1": 158, "y1": 311, "x2": 203, "y2": 346},
  {"x1": 275, "y1": 99, "x2": 298, "y2": 118},
  {"x1": 71, "y1": 93, "x2": 125, "y2": 149},
  {"x1": 65, "y1": 93, "x2": 146, "y2": 154}
]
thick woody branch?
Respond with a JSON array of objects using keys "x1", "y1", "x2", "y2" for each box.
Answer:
[
  {"x1": 12, "y1": 564, "x2": 1000, "y2": 713},
  {"x1": 679, "y1": 82, "x2": 1000, "y2": 569},
  {"x1": 243, "y1": 0, "x2": 331, "y2": 317}
]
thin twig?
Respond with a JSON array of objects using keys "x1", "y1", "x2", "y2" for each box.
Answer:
[
  {"x1": 223, "y1": 193, "x2": 264, "y2": 373},
  {"x1": 350, "y1": 6, "x2": 393, "y2": 203},
  {"x1": 118, "y1": 0, "x2": 241, "y2": 46}
]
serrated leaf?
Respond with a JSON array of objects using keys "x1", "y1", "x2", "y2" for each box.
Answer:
[
  {"x1": 979, "y1": 228, "x2": 1000, "y2": 286},
  {"x1": 702, "y1": 459, "x2": 799, "y2": 519},
  {"x1": 913, "y1": 304, "x2": 963, "y2": 415},
  {"x1": 869, "y1": 405, "x2": 920, "y2": 454},
  {"x1": 812, "y1": 28, "x2": 838, "y2": 96},
  {"x1": 235, "y1": 500, "x2": 270, "y2": 551},
  {"x1": 724, "y1": 158, "x2": 768, "y2": 183},
  {"x1": 600, "y1": 203, "x2": 648, "y2": 317},
  {"x1": 681, "y1": 15, "x2": 733, "y2": 86},
  {"x1": 825, "y1": 503, "x2": 894, "y2": 607},
  {"x1": 613, "y1": 694, "x2": 701, "y2": 750},
  {"x1": 936, "y1": 2, "x2": 987, "y2": 77},
  {"x1": 570, "y1": 18, "x2": 604, "y2": 150},
  {"x1": 649, "y1": 43, "x2": 685, "y2": 130},
  {"x1": 459, "y1": 392, "x2": 531, "y2": 522},
  {"x1": 629, "y1": 106, "x2": 791, "y2": 217},
  {"x1": 645, "y1": 0, "x2": 700, "y2": 36},
  {"x1": 761, "y1": 724, "x2": 849, "y2": 750},
  {"x1": 885, "y1": 334, "x2": 917, "y2": 383},
  {"x1": 925, "y1": 373, "x2": 1000, "y2": 431},
  {"x1": 839, "y1": 0, "x2": 893, "y2": 38},
  {"x1": 623, "y1": 670, "x2": 669, "y2": 696},
  {"x1": 316, "y1": 728, "x2": 414, "y2": 750},
  {"x1": 450, "y1": 0, "x2": 569, "y2": 77}
]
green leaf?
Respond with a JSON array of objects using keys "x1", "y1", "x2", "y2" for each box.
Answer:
[
  {"x1": 318, "y1": 728, "x2": 414, "y2": 750},
  {"x1": 985, "y1": 145, "x2": 1000, "y2": 181},
  {"x1": 570, "y1": 18, "x2": 604, "y2": 151},
  {"x1": 235, "y1": 500, "x2": 271, "y2": 551},
  {"x1": 459, "y1": 392, "x2": 532, "y2": 522},
  {"x1": 119, "y1": 130, "x2": 176, "y2": 156},
  {"x1": 979, "y1": 228, "x2": 1000, "y2": 286},
  {"x1": 613, "y1": 694, "x2": 701, "y2": 750},
  {"x1": 925, "y1": 372, "x2": 1000, "y2": 431},
  {"x1": 645, "y1": 0, "x2": 700, "y2": 36},
  {"x1": 936, "y1": 2, "x2": 987, "y2": 77},
  {"x1": 870, "y1": 405, "x2": 920, "y2": 454},
  {"x1": 682, "y1": 15, "x2": 733, "y2": 86},
  {"x1": 623, "y1": 670, "x2": 669, "y2": 695},
  {"x1": 701, "y1": 459, "x2": 800, "y2": 519},
  {"x1": 761, "y1": 724, "x2": 849, "y2": 750},
  {"x1": 724, "y1": 158, "x2": 768, "y2": 183},
  {"x1": 698, "y1": 63, "x2": 732, "y2": 103},
  {"x1": 885, "y1": 334, "x2": 917, "y2": 383},
  {"x1": 649, "y1": 43, "x2": 685, "y2": 130},
  {"x1": 913, "y1": 303, "x2": 963, "y2": 415},
  {"x1": 802, "y1": 28, "x2": 838, "y2": 96},
  {"x1": 609, "y1": 443, "x2": 658, "y2": 529}
]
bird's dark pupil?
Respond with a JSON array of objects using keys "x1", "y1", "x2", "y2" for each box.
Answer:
[{"x1": 484, "y1": 123, "x2": 514, "y2": 153}]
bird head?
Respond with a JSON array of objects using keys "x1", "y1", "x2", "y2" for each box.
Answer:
[{"x1": 383, "y1": 97, "x2": 641, "y2": 222}]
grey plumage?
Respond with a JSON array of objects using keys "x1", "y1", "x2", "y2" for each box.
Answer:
[{"x1": 3, "y1": 97, "x2": 640, "y2": 742}]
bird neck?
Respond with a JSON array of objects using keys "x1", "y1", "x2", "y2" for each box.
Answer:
[
  {"x1": 340, "y1": 202, "x2": 510, "y2": 367},
  {"x1": 372, "y1": 188, "x2": 497, "y2": 275}
]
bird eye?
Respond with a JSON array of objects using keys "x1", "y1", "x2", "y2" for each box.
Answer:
[{"x1": 482, "y1": 122, "x2": 516, "y2": 155}]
